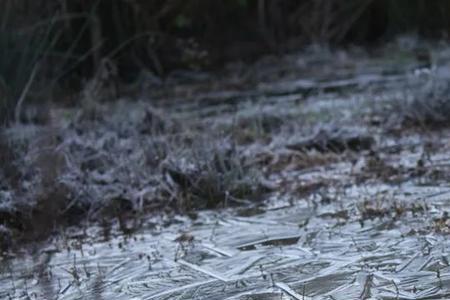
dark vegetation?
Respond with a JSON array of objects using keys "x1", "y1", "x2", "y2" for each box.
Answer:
[
  {"x1": 2, "y1": 0, "x2": 450, "y2": 121},
  {"x1": 2, "y1": 0, "x2": 450, "y2": 253}
]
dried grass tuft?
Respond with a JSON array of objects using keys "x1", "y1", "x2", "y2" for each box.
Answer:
[{"x1": 163, "y1": 142, "x2": 263, "y2": 211}]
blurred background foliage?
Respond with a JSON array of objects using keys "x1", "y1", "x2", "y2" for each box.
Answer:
[{"x1": 1, "y1": 0, "x2": 450, "y2": 122}]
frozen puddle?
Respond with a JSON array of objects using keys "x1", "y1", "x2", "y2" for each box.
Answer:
[{"x1": 2, "y1": 183, "x2": 450, "y2": 299}]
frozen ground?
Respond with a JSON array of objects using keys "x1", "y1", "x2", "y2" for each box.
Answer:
[{"x1": 2, "y1": 42, "x2": 450, "y2": 299}]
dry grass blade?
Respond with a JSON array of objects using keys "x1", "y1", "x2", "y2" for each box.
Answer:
[{"x1": 14, "y1": 61, "x2": 40, "y2": 124}]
